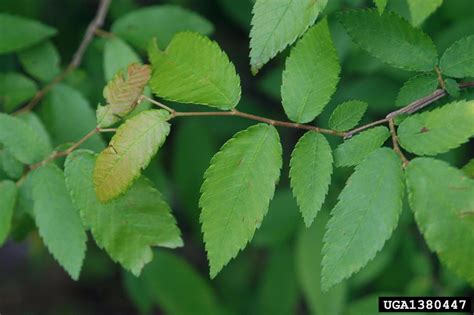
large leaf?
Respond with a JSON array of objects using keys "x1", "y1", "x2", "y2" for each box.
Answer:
[
  {"x1": 0, "y1": 72, "x2": 37, "y2": 112},
  {"x1": 329, "y1": 100, "x2": 368, "y2": 131},
  {"x1": 94, "y1": 110, "x2": 170, "y2": 202},
  {"x1": 200, "y1": 124, "x2": 282, "y2": 278},
  {"x1": 406, "y1": 158, "x2": 474, "y2": 285},
  {"x1": 322, "y1": 148, "x2": 404, "y2": 290},
  {"x1": 0, "y1": 13, "x2": 56, "y2": 54},
  {"x1": 0, "y1": 113, "x2": 49, "y2": 164},
  {"x1": 398, "y1": 100, "x2": 474, "y2": 155},
  {"x1": 103, "y1": 37, "x2": 141, "y2": 81},
  {"x1": 338, "y1": 9, "x2": 438, "y2": 71},
  {"x1": 31, "y1": 164, "x2": 87, "y2": 280},
  {"x1": 407, "y1": 0, "x2": 443, "y2": 26},
  {"x1": 395, "y1": 74, "x2": 438, "y2": 107},
  {"x1": 149, "y1": 32, "x2": 241, "y2": 110},
  {"x1": 439, "y1": 35, "x2": 474, "y2": 78},
  {"x1": 112, "y1": 5, "x2": 213, "y2": 51},
  {"x1": 18, "y1": 40, "x2": 61, "y2": 82},
  {"x1": 249, "y1": 0, "x2": 328, "y2": 74},
  {"x1": 281, "y1": 19, "x2": 340, "y2": 123},
  {"x1": 65, "y1": 151, "x2": 182, "y2": 275},
  {"x1": 0, "y1": 180, "x2": 17, "y2": 245},
  {"x1": 335, "y1": 126, "x2": 390, "y2": 167},
  {"x1": 290, "y1": 132, "x2": 333, "y2": 226},
  {"x1": 296, "y1": 211, "x2": 347, "y2": 315}
]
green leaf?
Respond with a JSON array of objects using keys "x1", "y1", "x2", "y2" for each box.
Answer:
[
  {"x1": 31, "y1": 163, "x2": 87, "y2": 280},
  {"x1": 462, "y1": 159, "x2": 474, "y2": 179},
  {"x1": 439, "y1": 35, "x2": 474, "y2": 78},
  {"x1": 444, "y1": 78, "x2": 460, "y2": 98},
  {"x1": 290, "y1": 132, "x2": 333, "y2": 226},
  {"x1": 94, "y1": 110, "x2": 170, "y2": 202},
  {"x1": 0, "y1": 72, "x2": 37, "y2": 112},
  {"x1": 0, "y1": 180, "x2": 17, "y2": 245},
  {"x1": 112, "y1": 5, "x2": 214, "y2": 51},
  {"x1": 406, "y1": 158, "x2": 474, "y2": 285},
  {"x1": 65, "y1": 151, "x2": 182, "y2": 275},
  {"x1": 0, "y1": 13, "x2": 56, "y2": 54},
  {"x1": 200, "y1": 124, "x2": 282, "y2": 278},
  {"x1": 335, "y1": 126, "x2": 390, "y2": 167},
  {"x1": 407, "y1": 0, "x2": 443, "y2": 26},
  {"x1": 17, "y1": 111, "x2": 53, "y2": 156},
  {"x1": 249, "y1": 0, "x2": 328, "y2": 74},
  {"x1": 338, "y1": 9, "x2": 438, "y2": 71},
  {"x1": 1, "y1": 150, "x2": 24, "y2": 179},
  {"x1": 18, "y1": 40, "x2": 61, "y2": 82},
  {"x1": 373, "y1": 0, "x2": 388, "y2": 14},
  {"x1": 281, "y1": 19, "x2": 340, "y2": 123},
  {"x1": 0, "y1": 113, "x2": 49, "y2": 164},
  {"x1": 40, "y1": 84, "x2": 105, "y2": 151},
  {"x1": 296, "y1": 211, "x2": 347, "y2": 315},
  {"x1": 103, "y1": 37, "x2": 141, "y2": 81},
  {"x1": 398, "y1": 100, "x2": 474, "y2": 155},
  {"x1": 322, "y1": 148, "x2": 404, "y2": 290},
  {"x1": 395, "y1": 74, "x2": 439, "y2": 107},
  {"x1": 149, "y1": 32, "x2": 241, "y2": 110},
  {"x1": 329, "y1": 100, "x2": 368, "y2": 131}
]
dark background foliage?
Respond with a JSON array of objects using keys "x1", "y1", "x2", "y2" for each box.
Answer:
[{"x1": 0, "y1": 0, "x2": 473, "y2": 314}]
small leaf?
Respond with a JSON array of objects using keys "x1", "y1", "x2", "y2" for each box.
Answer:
[
  {"x1": 406, "y1": 158, "x2": 474, "y2": 285},
  {"x1": 290, "y1": 132, "x2": 333, "y2": 226},
  {"x1": 65, "y1": 151, "x2": 182, "y2": 275},
  {"x1": 322, "y1": 148, "x2": 404, "y2": 290},
  {"x1": 0, "y1": 72, "x2": 37, "y2": 112},
  {"x1": 18, "y1": 40, "x2": 61, "y2": 82},
  {"x1": 407, "y1": 0, "x2": 443, "y2": 26},
  {"x1": 31, "y1": 164, "x2": 87, "y2": 280},
  {"x1": 149, "y1": 32, "x2": 241, "y2": 110},
  {"x1": 17, "y1": 112, "x2": 53, "y2": 154},
  {"x1": 0, "y1": 113, "x2": 49, "y2": 164},
  {"x1": 112, "y1": 5, "x2": 214, "y2": 51},
  {"x1": 0, "y1": 13, "x2": 56, "y2": 54},
  {"x1": 444, "y1": 78, "x2": 460, "y2": 97},
  {"x1": 281, "y1": 19, "x2": 341, "y2": 123},
  {"x1": 335, "y1": 126, "x2": 390, "y2": 167},
  {"x1": 94, "y1": 110, "x2": 170, "y2": 202},
  {"x1": 249, "y1": 0, "x2": 328, "y2": 73},
  {"x1": 200, "y1": 124, "x2": 282, "y2": 278},
  {"x1": 398, "y1": 100, "x2": 474, "y2": 155},
  {"x1": 373, "y1": 0, "x2": 388, "y2": 14},
  {"x1": 338, "y1": 9, "x2": 438, "y2": 71},
  {"x1": 329, "y1": 100, "x2": 368, "y2": 131},
  {"x1": 395, "y1": 74, "x2": 439, "y2": 107},
  {"x1": 0, "y1": 180, "x2": 17, "y2": 245},
  {"x1": 462, "y1": 159, "x2": 474, "y2": 179},
  {"x1": 439, "y1": 35, "x2": 474, "y2": 78},
  {"x1": 103, "y1": 37, "x2": 141, "y2": 81}
]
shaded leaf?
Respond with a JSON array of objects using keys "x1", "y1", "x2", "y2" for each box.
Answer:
[
  {"x1": 329, "y1": 100, "x2": 368, "y2": 131},
  {"x1": 103, "y1": 37, "x2": 141, "y2": 81},
  {"x1": 0, "y1": 72, "x2": 37, "y2": 112},
  {"x1": 395, "y1": 74, "x2": 438, "y2": 107},
  {"x1": 18, "y1": 40, "x2": 61, "y2": 82},
  {"x1": 439, "y1": 35, "x2": 474, "y2": 78},
  {"x1": 462, "y1": 159, "x2": 474, "y2": 179},
  {"x1": 0, "y1": 180, "x2": 17, "y2": 245}
]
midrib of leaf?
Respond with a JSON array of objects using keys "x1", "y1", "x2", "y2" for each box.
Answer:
[
  {"x1": 298, "y1": 134, "x2": 320, "y2": 202},
  {"x1": 220, "y1": 126, "x2": 271, "y2": 244},
  {"x1": 443, "y1": 56, "x2": 474, "y2": 70},
  {"x1": 296, "y1": 69, "x2": 319, "y2": 122}
]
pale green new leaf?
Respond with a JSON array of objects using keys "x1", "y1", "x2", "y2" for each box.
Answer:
[
  {"x1": 0, "y1": 113, "x2": 49, "y2": 164},
  {"x1": 407, "y1": 0, "x2": 443, "y2": 26},
  {"x1": 406, "y1": 158, "x2": 474, "y2": 285},
  {"x1": 290, "y1": 132, "x2": 333, "y2": 226},
  {"x1": 0, "y1": 14, "x2": 56, "y2": 54},
  {"x1": 439, "y1": 35, "x2": 474, "y2": 78},
  {"x1": 18, "y1": 41, "x2": 61, "y2": 82},
  {"x1": 395, "y1": 74, "x2": 438, "y2": 107},
  {"x1": 200, "y1": 124, "x2": 282, "y2": 278},
  {"x1": 0, "y1": 180, "x2": 17, "y2": 245},
  {"x1": 149, "y1": 32, "x2": 241, "y2": 109},
  {"x1": 0, "y1": 72, "x2": 37, "y2": 112},
  {"x1": 335, "y1": 126, "x2": 390, "y2": 167},
  {"x1": 296, "y1": 211, "x2": 347, "y2": 315},
  {"x1": 31, "y1": 164, "x2": 87, "y2": 280},
  {"x1": 322, "y1": 148, "x2": 404, "y2": 290},
  {"x1": 373, "y1": 0, "x2": 388, "y2": 14},
  {"x1": 103, "y1": 37, "x2": 141, "y2": 81},
  {"x1": 338, "y1": 9, "x2": 438, "y2": 71},
  {"x1": 65, "y1": 151, "x2": 182, "y2": 275},
  {"x1": 398, "y1": 100, "x2": 474, "y2": 155},
  {"x1": 329, "y1": 100, "x2": 368, "y2": 131},
  {"x1": 249, "y1": 0, "x2": 328, "y2": 74},
  {"x1": 112, "y1": 5, "x2": 214, "y2": 51},
  {"x1": 281, "y1": 20, "x2": 340, "y2": 123},
  {"x1": 94, "y1": 110, "x2": 170, "y2": 202}
]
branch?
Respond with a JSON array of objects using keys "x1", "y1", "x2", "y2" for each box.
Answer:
[
  {"x1": 15, "y1": 0, "x2": 112, "y2": 114},
  {"x1": 388, "y1": 119, "x2": 409, "y2": 167}
]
